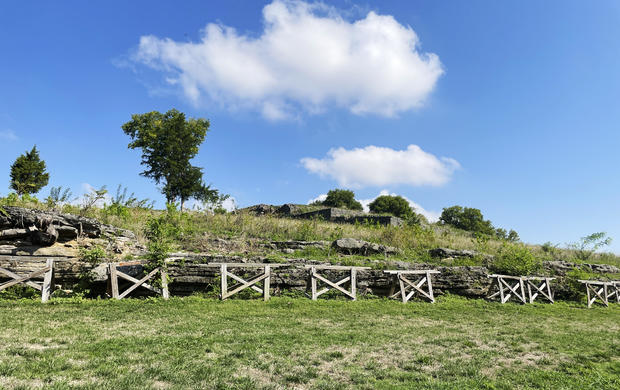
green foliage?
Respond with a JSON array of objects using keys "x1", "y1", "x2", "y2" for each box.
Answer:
[
  {"x1": 495, "y1": 228, "x2": 520, "y2": 242},
  {"x1": 79, "y1": 245, "x2": 106, "y2": 264},
  {"x1": 80, "y1": 185, "x2": 108, "y2": 214},
  {"x1": 490, "y1": 242, "x2": 541, "y2": 276},
  {"x1": 0, "y1": 192, "x2": 19, "y2": 206},
  {"x1": 320, "y1": 189, "x2": 363, "y2": 210},
  {"x1": 121, "y1": 109, "x2": 226, "y2": 210},
  {"x1": 45, "y1": 186, "x2": 73, "y2": 210},
  {"x1": 567, "y1": 232, "x2": 612, "y2": 262},
  {"x1": 0, "y1": 297, "x2": 618, "y2": 389},
  {"x1": 9, "y1": 146, "x2": 49, "y2": 196},
  {"x1": 368, "y1": 195, "x2": 417, "y2": 221},
  {"x1": 440, "y1": 205, "x2": 499, "y2": 236},
  {"x1": 144, "y1": 204, "x2": 182, "y2": 270},
  {"x1": 103, "y1": 184, "x2": 153, "y2": 219},
  {"x1": 563, "y1": 267, "x2": 597, "y2": 301}
]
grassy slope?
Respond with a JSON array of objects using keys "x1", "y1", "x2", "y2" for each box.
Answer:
[
  {"x1": 0, "y1": 296, "x2": 618, "y2": 390},
  {"x1": 3, "y1": 198, "x2": 619, "y2": 267}
]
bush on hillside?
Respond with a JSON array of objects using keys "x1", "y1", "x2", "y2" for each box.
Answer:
[
  {"x1": 440, "y1": 206, "x2": 495, "y2": 235},
  {"x1": 489, "y1": 242, "x2": 541, "y2": 276},
  {"x1": 321, "y1": 189, "x2": 363, "y2": 210}
]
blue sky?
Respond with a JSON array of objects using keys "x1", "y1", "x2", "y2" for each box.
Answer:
[{"x1": 1, "y1": 0, "x2": 619, "y2": 252}]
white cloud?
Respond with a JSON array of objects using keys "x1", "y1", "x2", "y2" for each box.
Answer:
[
  {"x1": 301, "y1": 144, "x2": 459, "y2": 188},
  {"x1": 359, "y1": 190, "x2": 440, "y2": 222},
  {"x1": 307, "y1": 193, "x2": 327, "y2": 204},
  {"x1": 131, "y1": 0, "x2": 443, "y2": 119},
  {"x1": 188, "y1": 196, "x2": 237, "y2": 212},
  {"x1": 221, "y1": 197, "x2": 237, "y2": 212},
  {"x1": 0, "y1": 129, "x2": 17, "y2": 141}
]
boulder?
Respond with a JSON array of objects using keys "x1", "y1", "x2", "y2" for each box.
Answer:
[
  {"x1": 270, "y1": 240, "x2": 328, "y2": 250},
  {"x1": 244, "y1": 204, "x2": 276, "y2": 215},
  {"x1": 429, "y1": 248, "x2": 478, "y2": 259},
  {"x1": 332, "y1": 238, "x2": 398, "y2": 255},
  {"x1": 29, "y1": 224, "x2": 58, "y2": 246},
  {"x1": 276, "y1": 204, "x2": 300, "y2": 216},
  {"x1": 0, "y1": 206, "x2": 134, "y2": 241}
]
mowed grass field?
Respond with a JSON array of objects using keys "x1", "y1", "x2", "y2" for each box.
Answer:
[{"x1": 0, "y1": 296, "x2": 618, "y2": 390}]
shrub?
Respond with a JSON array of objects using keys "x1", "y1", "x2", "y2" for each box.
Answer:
[
  {"x1": 79, "y1": 245, "x2": 106, "y2": 264},
  {"x1": 368, "y1": 195, "x2": 415, "y2": 220},
  {"x1": 440, "y1": 205, "x2": 496, "y2": 236},
  {"x1": 321, "y1": 189, "x2": 363, "y2": 210},
  {"x1": 490, "y1": 242, "x2": 541, "y2": 276},
  {"x1": 567, "y1": 232, "x2": 612, "y2": 262}
]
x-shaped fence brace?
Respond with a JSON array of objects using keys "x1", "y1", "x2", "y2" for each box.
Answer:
[
  {"x1": 487, "y1": 274, "x2": 527, "y2": 304},
  {"x1": 384, "y1": 270, "x2": 440, "y2": 303},
  {"x1": 213, "y1": 263, "x2": 288, "y2": 301},
  {"x1": 0, "y1": 259, "x2": 54, "y2": 302},
  {"x1": 305, "y1": 265, "x2": 370, "y2": 300},
  {"x1": 579, "y1": 280, "x2": 615, "y2": 308},
  {"x1": 108, "y1": 262, "x2": 169, "y2": 300},
  {"x1": 524, "y1": 277, "x2": 556, "y2": 304}
]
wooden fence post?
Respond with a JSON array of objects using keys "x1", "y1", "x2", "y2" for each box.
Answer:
[
  {"x1": 161, "y1": 269, "x2": 169, "y2": 300},
  {"x1": 263, "y1": 265, "x2": 270, "y2": 301},
  {"x1": 41, "y1": 259, "x2": 54, "y2": 303},
  {"x1": 220, "y1": 264, "x2": 227, "y2": 300},
  {"x1": 109, "y1": 263, "x2": 119, "y2": 299}
]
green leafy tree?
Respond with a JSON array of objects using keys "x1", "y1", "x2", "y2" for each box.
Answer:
[
  {"x1": 567, "y1": 232, "x2": 612, "y2": 261},
  {"x1": 9, "y1": 146, "x2": 49, "y2": 196},
  {"x1": 45, "y1": 186, "x2": 73, "y2": 210},
  {"x1": 439, "y1": 205, "x2": 495, "y2": 235},
  {"x1": 368, "y1": 195, "x2": 413, "y2": 218},
  {"x1": 121, "y1": 109, "x2": 225, "y2": 210},
  {"x1": 321, "y1": 189, "x2": 363, "y2": 210}
]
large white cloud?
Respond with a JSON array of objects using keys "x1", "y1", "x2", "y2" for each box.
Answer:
[
  {"x1": 301, "y1": 145, "x2": 459, "y2": 188},
  {"x1": 131, "y1": 0, "x2": 443, "y2": 119}
]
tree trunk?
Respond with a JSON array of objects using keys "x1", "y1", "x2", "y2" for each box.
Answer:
[{"x1": 180, "y1": 198, "x2": 185, "y2": 212}]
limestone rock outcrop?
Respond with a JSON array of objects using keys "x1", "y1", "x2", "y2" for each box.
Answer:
[{"x1": 0, "y1": 206, "x2": 135, "y2": 245}]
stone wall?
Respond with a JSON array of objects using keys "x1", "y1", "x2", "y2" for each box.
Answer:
[{"x1": 6, "y1": 254, "x2": 617, "y2": 300}]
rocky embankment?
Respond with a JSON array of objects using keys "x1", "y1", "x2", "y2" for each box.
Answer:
[
  {"x1": 0, "y1": 206, "x2": 140, "y2": 257},
  {"x1": 1, "y1": 207, "x2": 618, "y2": 300}
]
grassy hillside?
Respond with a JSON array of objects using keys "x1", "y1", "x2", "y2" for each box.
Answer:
[
  {"x1": 0, "y1": 296, "x2": 618, "y2": 389},
  {"x1": 2, "y1": 196, "x2": 619, "y2": 268}
]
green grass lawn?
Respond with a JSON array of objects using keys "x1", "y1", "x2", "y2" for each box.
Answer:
[{"x1": 0, "y1": 296, "x2": 618, "y2": 390}]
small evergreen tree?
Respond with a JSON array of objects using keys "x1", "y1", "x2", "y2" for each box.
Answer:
[
  {"x1": 321, "y1": 189, "x2": 363, "y2": 210},
  {"x1": 9, "y1": 146, "x2": 49, "y2": 196}
]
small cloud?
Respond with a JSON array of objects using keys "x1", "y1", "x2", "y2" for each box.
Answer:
[
  {"x1": 221, "y1": 197, "x2": 237, "y2": 212},
  {"x1": 0, "y1": 129, "x2": 17, "y2": 141},
  {"x1": 301, "y1": 144, "x2": 459, "y2": 188},
  {"x1": 307, "y1": 193, "x2": 327, "y2": 204}
]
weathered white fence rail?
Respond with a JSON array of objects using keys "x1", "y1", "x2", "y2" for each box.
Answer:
[
  {"x1": 524, "y1": 276, "x2": 555, "y2": 303},
  {"x1": 305, "y1": 265, "x2": 370, "y2": 300},
  {"x1": 384, "y1": 270, "x2": 440, "y2": 303},
  {"x1": 108, "y1": 261, "x2": 169, "y2": 300},
  {"x1": 579, "y1": 280, "x2": 616, "y2": 308},
  {"x1": 0, "y1": 258, "x2": 54, "y2": 302},
  {"x1": 209, "y1": 263, "x2": 288, "y2": 301}
]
